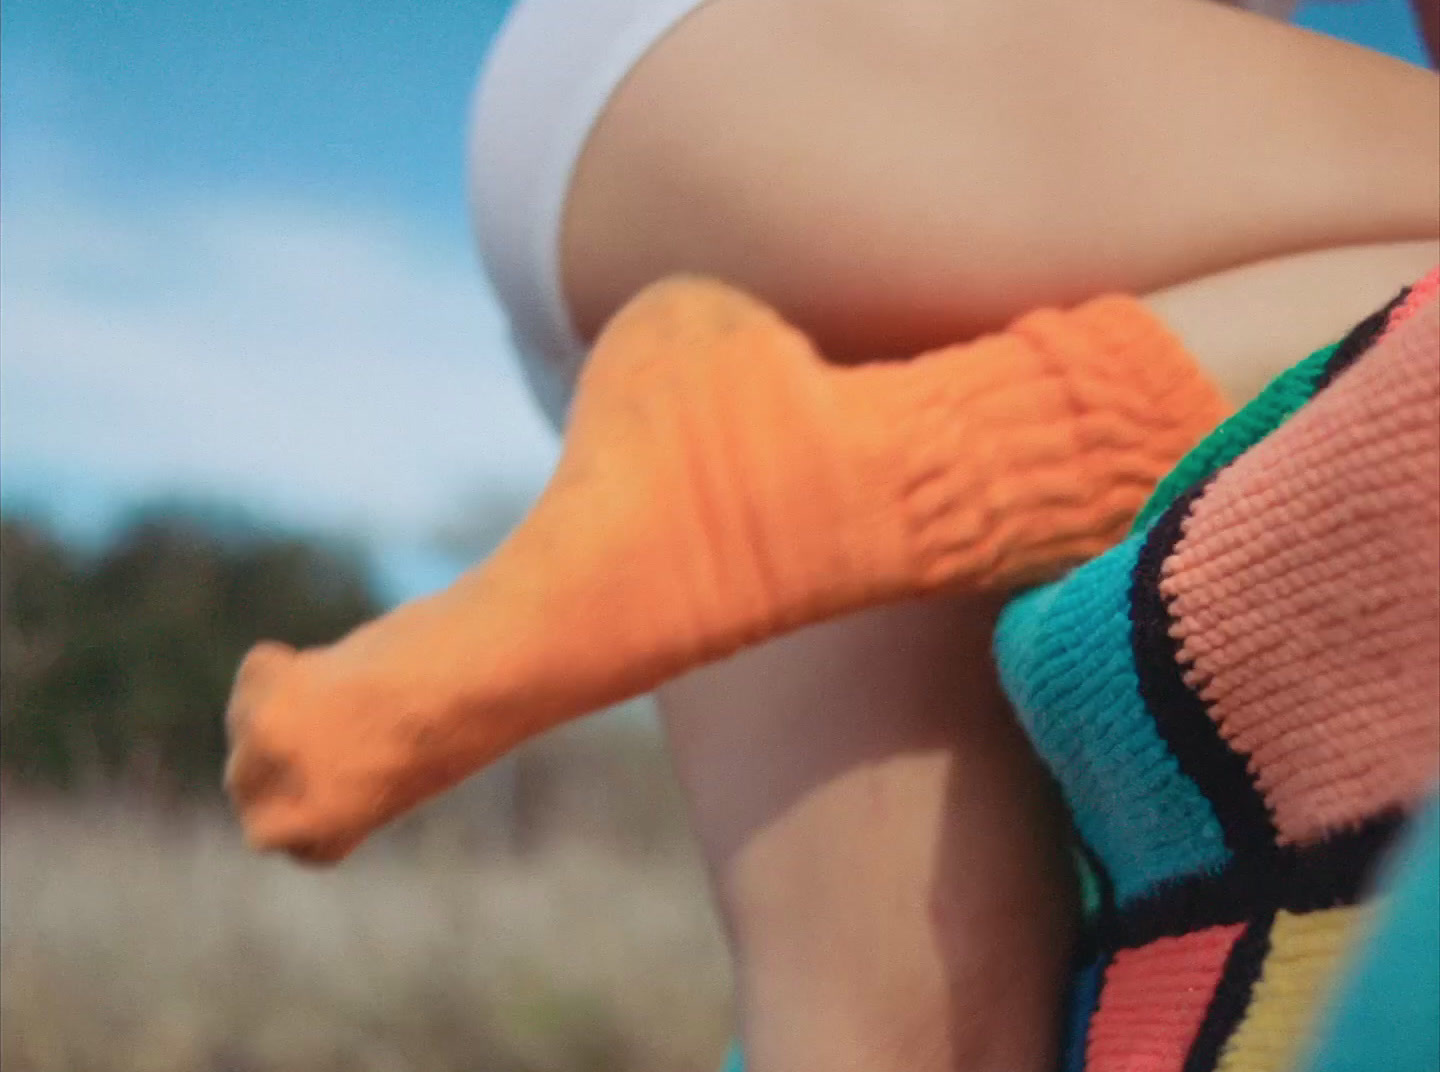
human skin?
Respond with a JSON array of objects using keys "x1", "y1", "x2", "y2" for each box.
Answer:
[
  {"x1": 553, "y1": 2, "x2": 1439, "y2": 1069},
  {"x1": 562, "y1": 0, "x2": 1439, "y2": 358},
  {"x1": 649, "y1": 241, "x2": 1435, "y2": 1072},
  {"x1": 658, "y1": 595, "x2": 1078, "y2": 1072}
]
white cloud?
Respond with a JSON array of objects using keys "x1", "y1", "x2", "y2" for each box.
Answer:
[{"x1": 1, "y1": 178, "x2": 560, "y2": 545}]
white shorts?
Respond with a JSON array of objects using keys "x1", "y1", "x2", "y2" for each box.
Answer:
[
  {"x1": 468, "y1": 0, "x2": 714, "y2": 429},
  {"x1": 468, "y1": 0, "x2": 1300, "y2": 431}
]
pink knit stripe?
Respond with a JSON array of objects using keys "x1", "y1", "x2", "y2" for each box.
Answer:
[
  {"x1": 1087, "y1": 924, "x2": 1244, "y2": 1071},
  {"x1": 1384, "y1": 266, "x2": 1440, "y2": 336},
  {"x1": 1162, "y1": 298, "x2": 1440, "y2": 846}
]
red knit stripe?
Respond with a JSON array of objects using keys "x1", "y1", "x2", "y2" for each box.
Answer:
[{"x1": 1087, "y1": 923, "x2": 1244, "y2": 1071}]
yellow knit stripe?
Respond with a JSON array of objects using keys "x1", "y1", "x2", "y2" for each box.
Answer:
[{"x1": 1216, "y1": 906, "x2": 1370, "y2": 1072}]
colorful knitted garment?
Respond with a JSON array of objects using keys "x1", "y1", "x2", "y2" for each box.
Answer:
[{"x1": 993, "y1": 269, "x2": 1440, "y2": 1072}]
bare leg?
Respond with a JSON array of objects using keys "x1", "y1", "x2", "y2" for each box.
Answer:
[
  {"x1": 232, "y1": 6, "x2": 1438, "y2": 1066},
  {"x1": 659, "y1": 596, "x2": 1077, "y2": 1072},
  {"x1": 563, "y1": 0, "x2": 1438, "y2": 358},
  {"x1": 225, "y1": 256, "x2": 1438, "y2": 1060},
  {"x1": 1151, "y1": 239, "x2": 1439, "y2": 402},
  {"x1": 553, "y1": 8, "x2": 1438, "y2": 1068},
  {"x1": 644, "y1": 241, "x2": 1436, "y2": 1072}
]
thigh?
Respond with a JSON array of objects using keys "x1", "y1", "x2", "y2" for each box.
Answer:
[
  {"x1": 657, "y1": 595, "x2": 1078, "y2": 1072},
  {"x1": 559, "y1": 0, "x2": 1438, "y2": 355}
]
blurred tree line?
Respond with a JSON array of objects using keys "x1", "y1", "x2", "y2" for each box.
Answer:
[
  {"x1": 0, "y1": 499, "x2": 695, "y2": 860},
  {"x1": 0, "y1": 507, "x2": 380, "y2": 794}
]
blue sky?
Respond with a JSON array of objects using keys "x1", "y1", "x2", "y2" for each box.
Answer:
[
  {"x1": 2, "y1": 0, "x2": 552, "y2": 575},
  {"x1": 0, "y1": 0, "x2": 1431, "y2": 594}
]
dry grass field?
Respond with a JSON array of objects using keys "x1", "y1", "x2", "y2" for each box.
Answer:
[{"x1": 0, "y1": 719, "x2": 735, "y2": 1072}]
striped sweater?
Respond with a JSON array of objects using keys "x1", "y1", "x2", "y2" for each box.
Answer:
[{"x1": 993, "y1": 270, "x2": 1440, "y2": 1072}]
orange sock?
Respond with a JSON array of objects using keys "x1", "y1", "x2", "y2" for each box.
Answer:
[{"x1": 225, "y1": 277, "x2": 1229, "y2": 862}]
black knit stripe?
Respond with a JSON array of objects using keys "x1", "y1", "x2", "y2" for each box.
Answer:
[
  {"x1": 1182, "y1": 910, "x2": 1277, "y2": 1072},
  {"x1": 1102, "y1": 811, "x2": 1405, "y2": 950},
  {"x1": 1314, "y1": 286, "x2": 1411, "y2": 391},
  {"x1": 1131, "y1": 483, "x2": 1277, "y2": 859},
  {"x1": 1280, "y1": 811, "x2": 1407, "y2": 915},
  {"x1": 1068, "y1": 833, "x2": 1116, "y2": 971}
]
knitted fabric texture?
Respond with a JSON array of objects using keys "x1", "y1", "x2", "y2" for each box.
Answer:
[
  {"x1": 994, "y1": 269, "x2": 1440, "y2": 1072},
  {"x1": 225, "y1": 278, "x2": 1228, "y2": 863}
]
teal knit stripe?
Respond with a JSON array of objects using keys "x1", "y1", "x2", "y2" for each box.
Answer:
[
  {"x1": 1130, "y1": 343, "x2": 1337, "y2": 533},
  {"x1": 1301, "y1": 794, "x2": 1440, "y2": 1072},
  {"x1": 720, "y1": 1041, "x2": 746, "y2": 1072},
  {"x1": 995, "y1": 535, "x2": 1231, "y2": 905}
]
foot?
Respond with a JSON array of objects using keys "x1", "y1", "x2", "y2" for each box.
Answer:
[{"x1": 225, "y1": 277, "x2": 1227, "y2": 862}]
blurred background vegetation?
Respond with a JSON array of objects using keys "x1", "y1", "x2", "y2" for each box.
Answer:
[
  {"x1": 7, "y1": 4, "x2": 1423, "y2": 1070},
  {"x1": 1, "y1": 507, "x2": 377, "y2": 793},
  {"x1": 0, "y1": 504, "x2": 733, "y2": 1072}
]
